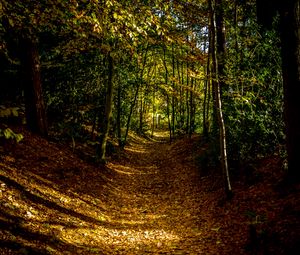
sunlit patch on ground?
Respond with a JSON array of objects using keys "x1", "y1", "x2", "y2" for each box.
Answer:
[
  {"x1": 124, "y1": 146, "x2": 149, "y2": 154},
  {"x1": 152, "y1": 131, "x2": 170, "y2": 139},
  {"x1": 0, "y1": 160, "x2": 182, "y2": 254},
  {"x1": 60, "y1": 228, "x2": 180, "y2": 249},
  {"x1": 106, "y1": 163, "x2": 158, "y2": 175}
]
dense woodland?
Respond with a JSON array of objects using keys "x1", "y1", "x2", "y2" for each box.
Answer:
[{"x1": 0, "y1": 0, "x2": 300, "y2": 254}]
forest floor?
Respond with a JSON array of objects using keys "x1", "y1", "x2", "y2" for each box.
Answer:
[{"x1": 0, "y1": 127, "x2": 299, "y2": 255}]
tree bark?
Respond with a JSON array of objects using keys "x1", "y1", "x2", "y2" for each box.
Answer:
[
  {"x1": 124, "y1": 47, "x2": 148, "y2": 144},
  {"x1": 20, "y1": 36, "x2": 48, "y2": 136},
  {"x1": 279, "y1": 0, "x2": 300, "y2": 182},
  {"x1": 186, "y1": 59, "x2": 190, "y2": 135},
  {"x1": 172, "y1": 45, "x2": 176, "y2": 137},
  {"x1": 215, "y1": 0, "x2": 226, "y2": 93},
  {"x1": 210, "y1": 0, "x2": 233, "y2": 198},
  {"x1": 151, "y1": 86, "x2": 156, "y2": 137},
  {"x1": 116, "y1": 80, "x2": 122, "y2": 147},
  {"x1": 203, "y1": 36, "x2": 210, "y2": 137},
  {"x1": 98, "y1": 52, "x2": 114, "y2": 162},
  {"x1": 162, "y1": 46, "x2": 172, "y2": 142},
  {"x1": 189, "y1": 76, "x2": 194, "y2": 137}
]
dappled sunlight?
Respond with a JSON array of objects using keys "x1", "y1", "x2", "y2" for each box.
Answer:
[
  {"x1": 0, "y1": 161, "x2": 182, "y2": 254},
  {"x1": 125, "y1": 146, "x2": 149, "y2": 154},
  {"x1": 0, "y1": 147, "x2": 186, "y2": 249},
  {"x1": 4, "y1": 127, "x2": 276, "y2": 255},
  {"x1": 106, "y1": 163, "x2": 158, "y2": 175},
  {"x1": 152, "y1": 130, "x2": 170, "y2": 139},
  {"x1": 60, "y1": 227, "x2": 180, "y2": 249},
  {"x1": 126, "y1": 131, "x2": 152, "y2": 145}
]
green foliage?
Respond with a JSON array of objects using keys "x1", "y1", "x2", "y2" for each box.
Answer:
[
  {"x1": 0, "y1": 127, "x2": 23, "y2": 143},
  {"x1": 0, "y1": 106, "x2": 19, "y2": 118},
  {"x1": 223, "y1": 18, "x2": 284, "y2": 164},
  {"x1": 0, "y1": 0, "x2": 287, "y2": 165},
  {"x1": 0, "y1": 105, "x2": 25, "y2": 125}
]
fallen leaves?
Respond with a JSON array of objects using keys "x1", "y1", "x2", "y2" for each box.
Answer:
[{"x1": 0, "y1": 128, "x2": 299, "y2": 254}]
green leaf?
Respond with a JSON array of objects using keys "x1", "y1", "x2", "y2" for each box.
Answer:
[
  {"x1": 0, "y1": 108, "x2": 11, "y2": 117},
  {"x1": 8, "y1": 18, "x2": 14, "y2": 27},
  {"x1": 91, "y1": 12, "x2": 97, "y2": 21},
  {"x1": 11, "y1": 108, "x2": 19, "y2": 117},
  {"x1": 15, "y1": 134, "x2": 24, "y2": 143},
  {"x1": 4, "y1": 128, "x2": 14, "y2": 139}
]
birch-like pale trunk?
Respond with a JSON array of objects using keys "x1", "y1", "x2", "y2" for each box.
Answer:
[
  {"x1": 98, "y1": 52, "x2": 114, "y2": 162},
  {"x1": 209, "y1": 0, "x2": 233, "y2": 197}
]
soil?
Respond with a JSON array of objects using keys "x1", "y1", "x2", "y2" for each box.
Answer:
[{"x1": 0, "y1": 127, "x2": 299, "y2": 254}]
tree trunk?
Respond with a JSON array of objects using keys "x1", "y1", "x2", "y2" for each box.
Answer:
[
  {"x1": 279, "y1": 0, "x2": 300, "y2": 182},
  {"x1": 167, "y1": 94, "x2": 172, "y2": 143},
  {"x1": 124, "y1": 47, "x2": 148, "y2": 144},
  {"x1": 162, "y1": 46, "x2": 172, "y2": 143},
  {"x1": 216, "y1": 0, "x2": 226, "y2": 93},
  {"x1": 177, "y1": 59, "x2": 183, "y2": 130},
  {"x1": 203, "y1": 37, "x2": 211, "y2": 137},
  {"x1": 210, "y1": 0, "x2": 233, "y2": 198},
  {"x1": 139, "y1": 87, "x2": 145, "y2": 134},
  {"x1": 20, "y1": 36, "x2": 48, "y2": 136},
  {"x1": 116, "y1": 81, "x2": 122, "y2": 147},
  {"x1": 98, "y1": 53, "x2": 114, "y2": 162},
  {"x1": 172, "y1": 45, "x2": 176, "y2": 137},
  {"x1": 152, "y1": 87, "x2": 156, "y2": 137},
  {"x1": 186, "y1": 59, "x2": 190, "y2": 135},
  {"x1": 124, "y1": 83, "x2": 139, "y2": 143}
]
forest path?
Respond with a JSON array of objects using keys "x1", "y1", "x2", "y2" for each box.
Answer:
[
  {"x1": 0, "y1": 129, "x2": 237, "y2": 255},
  {"x1": 99, "y1": 131, "x2": 210, "y2": 254},
  {"x1": 1, "y1": 128, "x2": 299, "y2": 254}
]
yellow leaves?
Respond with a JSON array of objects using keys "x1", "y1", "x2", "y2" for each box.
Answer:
[
  {"x1": 106, "y1": 0, "x2": 114, "y2": 8},
  {"x1": 211, "y1": 226, "x2": 221, "y2": 232},
  {"x1": 0, "y1": 106, "x2": 20, "y2": 117},
  {"x1": 93, "y1": 23, "x2": 102, "y2": 33},
  {"x1": 113, "y1": 12, "x2": 124, "y2": 22}
]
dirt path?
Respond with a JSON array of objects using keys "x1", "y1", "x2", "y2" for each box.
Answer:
[
  {"x1": 1, "y1": 130, "x2": 222, "y2": 254},
  {"x1": 100, "y1": 132, "x2": 208, "y2": 254},
  {"x1": 2, "y1": 129, "x2": 299, "y2": 254}
]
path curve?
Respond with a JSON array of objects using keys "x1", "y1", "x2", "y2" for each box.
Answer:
[{"x1": 96, "y1": 132, "x2": 217, "y2": 254}]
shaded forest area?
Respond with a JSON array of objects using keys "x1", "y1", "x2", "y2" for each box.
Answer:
[{"x1": 1, "y1": 0, "x2": 300, "y2": 254}]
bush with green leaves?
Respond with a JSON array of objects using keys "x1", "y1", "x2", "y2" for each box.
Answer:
[
  {"x1": 0, "y1": 127, "x2": 23, "y2": 143},
  {"x1": 224, "y1": 20, "x2": 284, "y2": 165}
]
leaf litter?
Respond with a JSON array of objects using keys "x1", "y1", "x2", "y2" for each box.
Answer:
[{"x1": 0, "y1": 127, "x2": 299, "y2": 254}]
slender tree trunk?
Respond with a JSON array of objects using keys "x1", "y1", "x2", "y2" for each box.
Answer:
[
  {"x1": 203, "y1": 35, "x2": 211, "y2": 137},
  {"x1": 116, "y1": 81, "x2": 122, "y2": 147},
  {"x1": 98, "y1": 53, "x2": 114, "y2": 162},
  {"x1": 181, "y1": 59, "x2": 185, "y2": 129},
  {"x1": 152, "y1": 87, "x2": 156, "y2": 137},
  {"x1": 186, "y1": 59, "x2": 190, "y2": 134},
  {"x1": 210, "y1": 0, "x2": 232, "y2": 198},
  {"x1": 124, "y1": 82, "x2": 140, "y2": 143},
  {"x1": 124, "y1": 47, "x2": 148, "y2": 144},
  {"x1": 20, "y1": 36, "x2": 48, "y2": 136},
  {"x1": 139, "y1": 87, "x2": 144, "y2": 133},
  {"x1": 91, "y1": 109, "x2": 98, "y2": 141},
  {"x1": 177, "y1": 59, "x2": 183, "y2": 130},
  {"x1": 166, "y1": 94, "x2": 172, "y2": 143},
  {"x1": 162, "y1": 46, "x2": 172, "y2": 143},
  {"x1": 172, "y1": 45, "x2": 176, "y2": 137},
  {"x1": 189, "y1": 77, "x2": 194, "y2": 137},
  {"x1": 279, "y1": 0, "x2": 300, "y2": 182},
  {"x1": 209, "y1": 1, "x2": 218, "y2": 137},
  {"x1": 216, "y1": 0, "x2": 226, "y2": 93},
  {"x1": 206, "y1": 21, "x2": 213, "y2": 126}
]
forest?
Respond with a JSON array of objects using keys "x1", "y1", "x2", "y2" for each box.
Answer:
[{"x1": 0, "y1": 0, "x2": 299, "y2": 254}]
